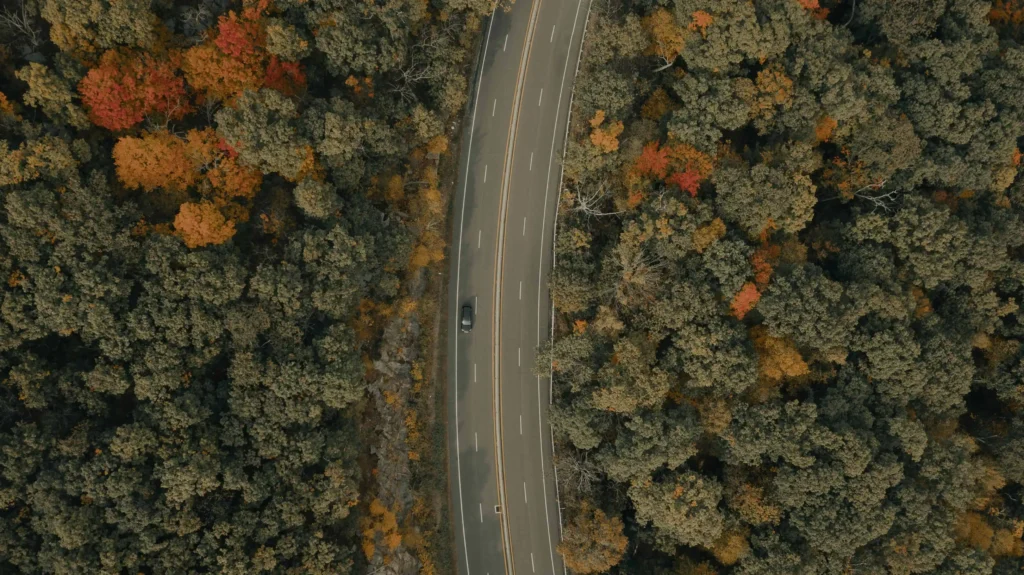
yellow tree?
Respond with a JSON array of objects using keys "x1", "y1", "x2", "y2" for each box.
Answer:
[
  {"x1": 643, "y1": 8, "x2": 686, "y2": 71},
  {"x1": 709, "y1": 528, "x2": 750, "y2": 566},
  {"x1": 748, "y1": 325, "x2": 809, "y2": 401},
  {"x1": 208, "y1": 156, "x2": 263, "y2": 205},
  {"x1": 589, "y1": 110, "x2": 624, "y2": 153},
  {"x1": 113, "y1": 131, "x2": 196, "y2": 192},
  {"x1": 557, "y1": 501, "x2": 628, "y2": 574},
  {"x1": 174, "y1": 201, "x2": 236, "y2": 248}
]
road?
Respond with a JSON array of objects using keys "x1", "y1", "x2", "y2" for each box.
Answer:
[{"x1": 447, "y1": 1, "x2": 590, "y2": 574}]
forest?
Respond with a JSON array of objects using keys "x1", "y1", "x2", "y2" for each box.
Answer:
[
  {"x1": 0, "y1": 0, "x2": 493, "y2": 572},
  {"x1": 548, "y1": 0, "x2": 1024, "y2": 574}
]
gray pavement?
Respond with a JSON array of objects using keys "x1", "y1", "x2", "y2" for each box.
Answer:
[{"x1": 447, "y1": 1, "x2": 590, "y2": 574}]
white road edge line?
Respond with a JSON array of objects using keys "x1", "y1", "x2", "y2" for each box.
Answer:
[
  {"x1": 550, "y1": 24, "x2": 556, "y2": 42},
  {"x1": 519, "y1": 281, "x2": 522, "y2": 300},
  {"x1": 478, "y1": 229, "x2": 481, "y2": 248},
  {"x1": 519, "y1": 414, "x2": 523, "y2": 435},
  {"x1": 522, "y1": 217, "x2": 527, "y2": 236},
  {"x1": 529, "y1": 151, "x2": 534, "y2": 171},
  {"x1": 475, "y1": 432, "x2": 479, "y2": 452},
  {"x1": 503, "y1": 33, "x2": 508, "y2": 51},
  {"x1": 479, "y1": 503, "x2": 484, "y2": 523},
  {"x1": 518, "y1": 347, "x2": 521, "y2": 367},
  {"x1": 524, "y1": 482, "x2": 529, "y2": 503},
  {"x1": 483, "y1": 164, "x2": 488, "y2": 183},
  {"x1": 492, "y1": 99, "x2": 497, "y2": 117},
  {"x1": 536, "y1": 2, "x2": 587, "y2": 575},
  {"x1": 531, "y1": 553, "x2": 536, "y2": 573},
  {"x1": 453, "y1": 10, "x2": 497, "y2": 575},
  {"x1": 474, "y1": 363, "x2": 477, "y2": 383},
  {"x1": 538, "y1": 88, "x2": 543, "y2": 106}
]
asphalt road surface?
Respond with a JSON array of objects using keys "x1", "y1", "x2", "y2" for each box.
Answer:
[{"x1": 447, "y1": 1, "x2": 590, "y2": 574}]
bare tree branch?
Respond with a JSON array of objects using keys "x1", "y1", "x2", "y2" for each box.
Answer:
[
  {"x1": 652, "y1": 56, "x2": 676, "y2": 73},
  {"x1": 568, "y1": 180, "x2": 622, "y2": 218},
  {"x1": 853, "y1": 179, "x2": 899, "y2": 212},
  {"x1": 0, "y1": 0, "x2": 41, "y2": 50}
]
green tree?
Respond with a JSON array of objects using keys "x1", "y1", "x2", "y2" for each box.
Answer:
[
  {"x1": 215, "y1": 88, "x2": 310, "y2": 180},
  {"x1": 15, "y1": 63, "x2": 89, "y2": 128},
  {"x1": 41, "y1": 0, "x2": 155, "y2": 55}
]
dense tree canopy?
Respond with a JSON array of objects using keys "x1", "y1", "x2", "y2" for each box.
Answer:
[
  {"x1": 0, "y1": 0, "x2": 494, "y2": 572},
  {"x1": 549, "y1": 0, "x2": 1024, "y2": 574}
]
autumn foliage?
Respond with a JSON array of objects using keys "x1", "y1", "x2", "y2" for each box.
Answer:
[
  {"x1": 641, "y1": 87, "x2": 674, "y2": 120},
  {"x1": 183, "y1": 43, "x2": 262, "y2": 102},
  {"x1": 751, "y1": 242, "x2": 781, "y2": 289},
  {"x1": 360, "y1": 499, "x2": 402, "y2": 562},
  {"x1": 113, "y1": 128, "x2": 263, "y2": 202},
  {"x1": 643, "y1": 8, "x2": 686, "y2": 65},
  {"x1": 710, "y1": 529, "x2": 750, "y2": 566},
  {"x1": 174, "y1": 201, "x2": 237, "y2": 248},
  {"x1": 183, "y1": 6, "x2": 305, "y2": 102},
  {"x1": 815, "y1": 115, "x2": 838, "y2": 143},
  {"x1": 689, "y1": 10, "x2": 714, "y2": 36},
  {"x1": 750, "y1": 326, "x2": 809, "y2": 381},
  {"x1": 113, "y1": 128, "x2": 262, "y2": 245},
  {"x1": 693, "y1": 217, "x2": 727, "y2": 254},
  {"x1": 184, "y1": 127, "x2": 264, "y2": 204},
  {"x1": 589, "y1": 110, "x2": 624, "y2": 153},
  {"x1": 113, "y1": 131, "x2": 197, "y2": 192},
  {"x1": 264, "y1": 57, "x2": 307, "y2": 96},
  {"x1": 78, "y1": 50, "x2": 190, "y2": 130},
  {"x1": 628, "y1": 140, "x2": 714, "y2": 201},
  {"x1": 991, "y1": 0, "x2": 1024, "y2": 27},
  {"x1": 730, "y1": 282, "x2": 761, "y2": 320},
  {"x1": 796, "y1": 0, "x2": 830, "y2": 19},
  {"x1": 557, "y1": 502, "x2": 628, "y2": 574},
  {"x1": 635, "y1": 142, "x2": 671, "y2": 179},
  {"x1": 667, "y1": 170, "x2": 702, "y2": 196}
]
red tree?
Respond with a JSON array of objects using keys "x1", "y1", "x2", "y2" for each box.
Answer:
[
  {"x1": 214, "y1": 12, "x2": 264, "y2": 59},
  {"x1": 635, "y1": 142, "x2": 670, "y2": 179},
  {"x1": 666, "y1": 170, "x2": 702, "y2": 196},
  {"x1": 184, "y1": 8, "x2": 305, "y2": 101},
  {"x1": 264, "y1": 57, "x2": 306, "y2": 96},
  {"x1": 730, "y1": 283, "x2": 761, "y2": 320},
  {"x1": 78, "y1": 50, "x2": 190, "y2": 130}
]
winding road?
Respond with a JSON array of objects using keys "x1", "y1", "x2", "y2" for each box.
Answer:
[{"x1": 446, "y1": 1, "x2": 590, "y2": 574}]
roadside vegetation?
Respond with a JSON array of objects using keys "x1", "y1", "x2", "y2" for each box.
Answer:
[
  {"x1": 0, "y1": 0, "x2": 495, "y2": 572},
  {"x1": 549, "y1": 0, "x2": 1024, "y2": 573}
]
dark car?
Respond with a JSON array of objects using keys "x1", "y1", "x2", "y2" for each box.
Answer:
[{"x1": 460, "y1": 304, "x2": 473, "y2": 333}]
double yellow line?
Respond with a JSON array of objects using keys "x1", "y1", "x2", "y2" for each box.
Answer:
[{"x1": 490, "y1": 0, "x2": 544, "y2": 573}]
